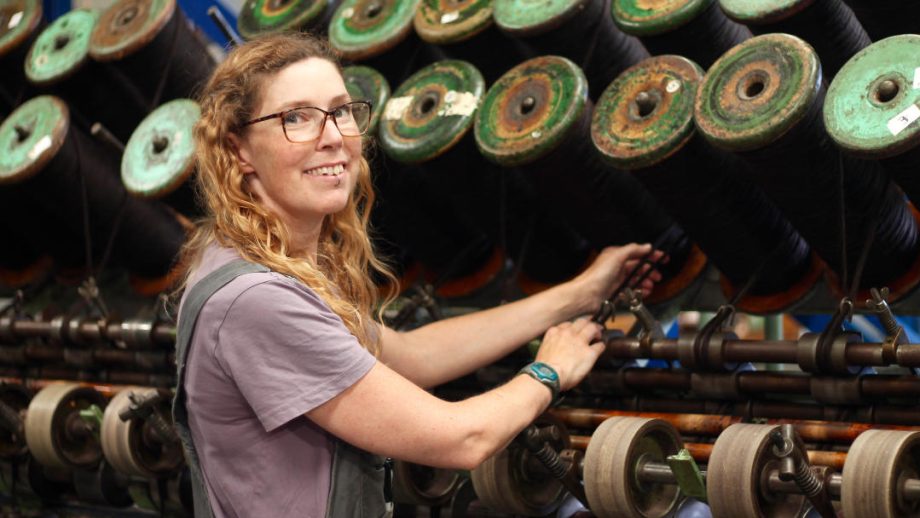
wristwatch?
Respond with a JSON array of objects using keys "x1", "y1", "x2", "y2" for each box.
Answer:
[{"x1": 518, "y1": 361, "x2": 562, "y2": 405}]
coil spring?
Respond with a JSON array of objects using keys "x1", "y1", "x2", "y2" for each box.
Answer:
[
  {"x1": 534, "y1": 444, "x2": 568, "y2": 480},
  {"x1": 794, "y1": 458, "x2": 822, "y2": 498}
]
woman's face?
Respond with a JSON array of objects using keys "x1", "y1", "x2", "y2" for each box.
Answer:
[{"x1": 233, "y1": 58, "x2": 362, "y2": 229}]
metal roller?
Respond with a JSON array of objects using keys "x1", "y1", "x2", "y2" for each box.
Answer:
[
  {"x1": 24, "y1": 382, "x2": 106, "y2": 471},
  {"x1": 841, "y1": 429, "x2": 920, "y2": 517},
  {"x1": 101, "y1": 387, "x2": 182, "y2": 478},
  {"x1": 583, "y1": 417, "x2": 684, "y2": 518},
  {"x1": 706, "y1": 423, "x2": 809, "y2": 517},
  {"x1": 469, "y1": 418, "x2": 569, "y2": 516},
  {"x1": 391, "y1": 460, "x2": 462, "y2": 507}
]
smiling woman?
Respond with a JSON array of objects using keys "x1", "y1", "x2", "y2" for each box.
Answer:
[{"x1": 173, "y1": 31, "x2": 662, "y2": 518}]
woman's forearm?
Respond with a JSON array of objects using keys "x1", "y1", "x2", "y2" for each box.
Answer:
[{"x1": 383, "y1": 280, "x2": 592, "y2": 388}]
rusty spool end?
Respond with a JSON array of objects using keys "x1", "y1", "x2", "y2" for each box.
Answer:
[{"x1": 694, "y1": 33, "x2": 820, "y2": 153}]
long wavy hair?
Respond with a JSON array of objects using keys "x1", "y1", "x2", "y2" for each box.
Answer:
[{"x1": 178, "y1": 32, "x2": 395, "y2": 355}]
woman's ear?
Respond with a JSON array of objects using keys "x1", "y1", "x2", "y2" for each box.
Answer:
[{"x1": 228, "y1": 133, "x2": 256, "y2": 175}]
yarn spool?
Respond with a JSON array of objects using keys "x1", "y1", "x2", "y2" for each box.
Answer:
[
  {"x1": 475, "y1": 55, "x2": 705, "y2": 304},
  {"x1": 343, "y1": 65, "x2": 418, "y2": 287},
  {"x1": 842, "y1": 0, "x2": 920, "y2": 42},
  {"x1": 344, "y1": 65, "x2": 390, "y2": 133},
  {"x1": 237, "y1": 0, "x2": 337, "y2": 39},
  {"x1": 0, "y1": 95, "x2": 98, "y2": 279},
  {"x1": 719, "y1": 0, "x2": 870, "y2": 78},
  {"x1": 0, "y1": 0, "x2": 44, "y2": 113},
  {"x1": 695, "y1": 33, "x2": 920, "y2": 301},
  {"x1": 0, "y1": 218, "x2": 49, "y2": 288},
  {"x1": 413, "y1": 0, "x2": 533, "y2": 83},
  {"x1": 379, "y1": 60, "x2": 504, "y2": 297},
  {"x1": 611, "y1": 0, "x2": 750, "y2": 69},
  {"x1": 825, "y1": 35, "x2": 920, "y2": 211},
  {"x1": 24, "y1": 9, "x2": 147, "y2": 144},
  {"x1": 89, "y1": 0, "x2": 216, "y2": 108},
  {"x1": 493, "y1": 0, "x2": 649, "y2": 99},
  {"x1": 329, "y1": 0, "x2": 444, "y2": 86},
  {"x1": 592, "y1": 55, "x2": 820, "y2": 312},
  {"x1": 121, "y1": 99, "x2": 200, "y2": 218},
  {"x1": 0, "y1": 96, "x2": 186, "y2": 294}
]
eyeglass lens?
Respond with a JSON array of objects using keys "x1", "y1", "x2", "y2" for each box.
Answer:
[{"x1": 282, "y1": 103, "x2": 371, "y2": 142}]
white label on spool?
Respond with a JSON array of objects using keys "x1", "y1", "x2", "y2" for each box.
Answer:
[
  {"x1": 887, "y1": 104, "x2": 920, "y2": 136},
  {"x1": 341, "y1": 7, "x2": 355, "y2": 18},
  {"x1": 8, "y1": 11, "x2": 23, "y2": 29},
  {"x1": 440, "y1": 11, "x2": 459, "y2": 24},
  {"x1": 666, "y1": 80, "x2": 681, "y2": 93},
  {"x1": 439, "y1": 91, "x2": 479, "y2": 117},
  {"x1": 913, "y1": 68, "x2": 920, "y2": 89},
  {"x1": 383, "y1": 96, "x2": 413, "y2": 120},
  {"x1": 28, "y1": 136, "x2": 51, "y2": 160}
]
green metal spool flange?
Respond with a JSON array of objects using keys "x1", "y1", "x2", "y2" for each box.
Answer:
[
  {"x1": 694, "y1": 33, "x2": 820, "y2": 152},
  {"x1": 378, "y1": 59, "x2": 484, "y2": 163},
  {"x1": 121, "y1": 99, "x2": 199, "y2": 199},
  {"x1": 329, "y1": 0, "x2": 421, "y2": 61},
  {"x1": 592, "y1": 55, "x2": 703, "y2": 170},
  {"x1": 343, "y1": 65, "x2": 391, "y2": 134},
  {"x1": 89, "y1": 0, "x2": 175, "y2": 61},
  {"x1": 611, "y1": 0, "x2": 712, "y2": 36},
  {"x1": 824, "y1": 35, "x2": 920, "y2": 160},
  {"x1": 237, "y1": 0, "x2": 328, "y2": 40},
  {"x1": 718, "y1": 0, "x2": 813, "y2": 25},
  {"x1": 25, "y1": 8, "x2": 98, "y2": 86},
  {"x1": 413, "y1": 0, "x2": 493, "y2": 45},
  {"x1": 474, "y1": 55, "x2": 587, "y2": 167},
  {"x1": 492, "y1": 0, "x2": 588, "y2": 36},
  {"x1": 0, "y1": 95, "x2": 69, "y2": 186},
  {"x1": 0, "y1": 0, "x2": 43, "y2": 59}
]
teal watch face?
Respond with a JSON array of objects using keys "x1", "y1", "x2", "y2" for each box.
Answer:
[{"x1": 531, "y1": 362, "x2": 559, "y2": 382}]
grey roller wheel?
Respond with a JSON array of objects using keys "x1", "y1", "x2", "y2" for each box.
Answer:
[
  {"x1": 584, "y1": 417, "x2": 683, "y2": 518},
  {"x1": 842, "y1": 429, "x2": 920, "y2": 518},
  {"x1": 707, "y1": 424, "x2": 808, "y2": 518}
]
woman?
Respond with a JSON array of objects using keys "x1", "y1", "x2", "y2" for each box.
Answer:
[{"x1": 174, "y1": 32, "x2": 660, "y2": 517}]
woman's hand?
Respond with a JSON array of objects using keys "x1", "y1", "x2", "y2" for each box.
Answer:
[
  {"x1": 570, "y1": 243, "x2": 665, "y2": 314},
  {"x1": 534, "y1": 318, "x2": 605, "y2": 391}
]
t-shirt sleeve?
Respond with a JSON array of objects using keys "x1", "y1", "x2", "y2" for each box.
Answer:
[{"x1": 214, "y1": 276, "x2": 377, "y2": 432}]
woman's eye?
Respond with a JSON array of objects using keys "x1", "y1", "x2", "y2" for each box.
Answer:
[{"x1": 284, "y1": 109, "x2": 310, "y2": 125}]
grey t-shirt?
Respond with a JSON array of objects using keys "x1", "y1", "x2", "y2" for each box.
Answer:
[{"x1": 181, "y1": 245, "x2": 377, "y2": 517}]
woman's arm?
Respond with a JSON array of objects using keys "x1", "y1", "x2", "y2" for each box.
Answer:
[
  {"x1": 379, "y1": 243, "x2": 660, "y2": 388},
  {"x1": 308, "y1": 319, "x2": 604, "y2": 469}
]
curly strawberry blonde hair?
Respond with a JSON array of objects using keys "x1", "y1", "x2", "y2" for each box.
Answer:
[{"x1": 178, "y1": 32, "x2": 395, "y2": 355}]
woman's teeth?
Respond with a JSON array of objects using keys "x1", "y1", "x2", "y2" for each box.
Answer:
[{"x1": 305, "y1": 164, "x2": 345, "y2": 176}]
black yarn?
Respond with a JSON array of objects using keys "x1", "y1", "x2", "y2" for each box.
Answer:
[
  {"x1": 842, "y1": 0, "x2": 920, "y2": 41},
  {"x1": 433, "y1": 25, "x2": 535, "y2": 83},
  {"x1": 8, "y1": 118, "x2": 185, "y2": 280},
  {"x1": 507, "y1": 0, "x2": 650, "y2": 99},
  {"x1": 737, "y1": 85, "x2": 920, "y2": 291},
  {"x1": 632, "y1": 0, "x2": 750, "y2": 68},
  {"x1": 0, "y1": 18, "x2": 45, "y2": 114},
  {"x1": 101, "y1": 4, "x2": 216, "y2": 110},
  {"x1": 880, "y1": 145, "x2": 920, "y2": 210},
  {"x1": 741, "y1": 0, "x2": 870, "y2": 79},
  {"x1": 346, "y1": 31, "x2": 447, "y2": 88},
  {"x1": 31, "y1": 60, "x2": 149, "y2": 144},
  {"x1": 516, "y1": 99, "x2": 694, "y2": 282},
  {"x1": 634, "y1": 133, "x2": 813, "y2": 297}
]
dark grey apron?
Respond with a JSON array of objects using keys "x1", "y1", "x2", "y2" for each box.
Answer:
[{"x1": 172, "y1": 259, "x2": 389, "y2": 517}]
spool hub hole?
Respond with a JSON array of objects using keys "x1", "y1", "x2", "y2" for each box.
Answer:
[
  {"x1": 152, "y1": 136, "x2": 169, "y2": 154},
  {"x1": 875, "y1": 80, "x2": 900, "y2": 104},
  {"x1": 518, "y1": 96, "x2": 536, "y2": 116},
  {"x1": 419, "y1": 94, "x2": 438, "y2": 115},
  {"x1": 54, "y1": 35, "x2": 70, "y2": 51},
  {"x1": 739, "y1": 71, "x2": 769, "y2": 101},
  {"x1": 116, "y1": 6, "x2": 138, "y2": 26},
  {"x1": 364, "y1": 2, "x2": 383, "y2": 18},
  {"x1": 634, "y1": 91, "x2": 658, "y2": 118}
]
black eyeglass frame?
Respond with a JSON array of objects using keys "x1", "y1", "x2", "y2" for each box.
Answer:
[{"x1": 241, "y1": 100, "x2": 373, "y2": 143}]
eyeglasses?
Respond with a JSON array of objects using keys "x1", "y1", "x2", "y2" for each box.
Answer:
[{"x1": 242, "y1": 101, "x2": 372, "y2": 143}]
